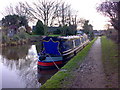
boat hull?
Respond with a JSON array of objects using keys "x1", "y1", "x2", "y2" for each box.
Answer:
[{"x1": 38, "y1": 60, "x2": 64, "y2": 70}]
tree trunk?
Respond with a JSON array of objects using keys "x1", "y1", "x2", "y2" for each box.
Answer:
[
  {"x1": 62, "y1": 3, "x2": 65, "y2": 26},
  {"x1": 118, "y1": 1, "x2": 120, "y2": 43},
  {"x1": 118, "y1": 4, "x2": 120, "y2": 86},
  {"x1": 118, "y1": 2, "x2": 120, "y2": 69}
]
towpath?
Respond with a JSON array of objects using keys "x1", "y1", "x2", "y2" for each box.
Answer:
[{"x1": 70, "y1": 37, "x2": 107, "y2": 88}]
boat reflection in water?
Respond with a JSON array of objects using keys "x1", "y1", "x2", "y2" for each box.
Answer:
[
  {"x1": 1, "y1": 44, "x2": 57, "y2": 88},
  {"x1": 37, "y1": 69, "x2": 58, "y2": 85}
]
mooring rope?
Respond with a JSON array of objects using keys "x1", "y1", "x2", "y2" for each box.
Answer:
[{"x1": 46, "y1": 54, "x2": 60, "y2": 70}]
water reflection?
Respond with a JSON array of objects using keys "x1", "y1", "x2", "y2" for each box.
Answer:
[
  {"x1": 35, "y1": 43, "x2": 42, "y2": 54},
  {"x1": 1, "y1": 44, "x2": 58, "y2": 88},
  {"x1": 38, "y1": 69, "x2": 58, "y2": 85},
  {"x1": 1, "y1": 45, "x2": 30, "y2": 60},
  {"x1": 1, "y1": 45, "x2": 41, "y2": 88}
]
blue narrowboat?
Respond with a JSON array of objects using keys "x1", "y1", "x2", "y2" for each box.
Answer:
[{"x1": 38, "y1": 34, "x2": 89, "y2": 69}]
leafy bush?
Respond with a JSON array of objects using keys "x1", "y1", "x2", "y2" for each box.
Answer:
[
  {"x1": 33, "y1": 20, "x2": 45, "y2": 35},
  {"x1": 2, "y1": 35, "x2": 10, "y2": 43},
  {"x1": 59, "y1": 25, "x2": 77, "y2": 36},
  {"x1": 12, "y1": 35, "x2": 20, "y2": 41},
  {"x1": 2, "y1": 29, "x2": 31, "y2": 44},
  {"x1": 53, "y1": 29, "x2": 62, "y2": 34},
  {"x1": 18, "y1": 33, "x2": 26, "y2": 39},
  {"x1": 18, "y1": 31, "x2": 30, "y2": 39}
]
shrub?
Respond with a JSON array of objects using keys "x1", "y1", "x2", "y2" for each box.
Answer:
[
  {"x1": 53, "y1": 29, "x2": 61, "y2": 34},
  {"x1": 33, "y1": 20, "x2": 45, "y2": 35},
  {"x1": 19, "y1": 33, "x2": 26, "y2": 39},
  {"x1": 2, "y1": 35, "x2": 10, "y2": 43},
  {"x1": 12, "y1": 35, "x2": 20, "y2": 41},
  {"x1": 18, "y1": 31, "x2": 30, "y2": 39}
]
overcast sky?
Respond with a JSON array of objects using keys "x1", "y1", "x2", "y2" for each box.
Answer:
[{"x1": 0, "y1": 0, "x2": 109, "y2": 30}]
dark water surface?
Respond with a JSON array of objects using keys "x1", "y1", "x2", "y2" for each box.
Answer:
[{"x1": 0, "y1": 45, "x2": 58, "y2": 88}]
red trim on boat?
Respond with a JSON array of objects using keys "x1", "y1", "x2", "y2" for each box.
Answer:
[{"x1": 38, "y1": 61, "x2": 62, "y2": 66}]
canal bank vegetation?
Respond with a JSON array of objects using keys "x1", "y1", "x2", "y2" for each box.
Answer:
[
  {"x1": 1, "y1": 31, "x2": 31, "y2": 47},
  {"x1": 101, "y1": 36, "x2": 118, "y2": 87},
  {"x1": 1, "y1": 14, "x2": 31, "y2": 47},
  {"x1": 40, "y1": 37, "x2": 97, "y2": 88}
]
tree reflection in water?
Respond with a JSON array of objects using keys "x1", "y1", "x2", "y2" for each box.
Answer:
[
  {"x1": 1, "y1": 45, "x2": 41, "y2": 88},
  {"x1": 1, "y1": 44, "x2": 58, "y2": 88},
  {"x1": 37, "y1": 69, "x2": 58, "y2": 85}
]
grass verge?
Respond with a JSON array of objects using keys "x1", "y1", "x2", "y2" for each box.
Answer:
[
  {"x1": 40, "y1": 38, "x2": 97, "y2": 88},
  {"x1": 48, "y1": 34, "x2": 61, "y2": 37},
  {"x1": 101, "y1": 36, "x2": 118, "y2": 88}
]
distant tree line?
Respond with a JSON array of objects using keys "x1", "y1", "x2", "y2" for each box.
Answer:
[
  {"x1": 1, "y1": 0, "x2": 80, "y2": 36},
  {"x1": 1, "y1": 0, "x2": 96, "y2": 37}
]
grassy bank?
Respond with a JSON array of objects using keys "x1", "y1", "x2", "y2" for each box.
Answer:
[
  {"x1": 40, "y1": 38, "x2": 97, "y2": 88},
  {"x1": 48, "y1": 34, "x2": 61, "y2": 37},
  {"x1": 101, "y1": 36, "x2": 118, "y2": 88}
]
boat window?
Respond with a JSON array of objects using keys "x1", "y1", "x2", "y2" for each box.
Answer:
[
  {"x1": 60, "y1": 40, "x2": 74, "y2": 52},
  {"x1": 84, "y1": 37, "x2": 86, "y2": 41},
  {"x1": 75, "y1": 39, "x2": 81, "y2": 47},
  {"x1": 81, "y1": 37, "x2": 84, "y2": 43}
]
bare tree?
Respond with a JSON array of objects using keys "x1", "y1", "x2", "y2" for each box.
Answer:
[
  {"x1": 15, "y1": 2, "x2": 34, "y2": 21},
  {"x1": 52, "y1": 2, "x2": 69, "y2": 26},
  {"x1": 57, "y1": 2, "x2": 77, "y2": 26},
  {"x1": 2, "y1": 0, "x2": 78, "y2": 28},
  {"x1": 77, "y1": 18, "x2": 86, "y2": 28},
  {"x1": 97, "y1": 1, "x2": 118, "y2": 28},
  {"x1": 49, "y1": 0, "x2": 62, "y2": 26},
  {"x1": 96, "y1": 1, "x2": 120, "y2": 42},
  {"x1": 29, "y1": 0, "x2": 75, "y2": 27},
  {"x1": 24, "y1": 0, "x2": 57, "y2": 26},
  {"x1": 1, "y1": 4, "x2": 15, "y2": 16},
  {"x1": 1, "y1": 2, "x2": 34, "y2": 22}
]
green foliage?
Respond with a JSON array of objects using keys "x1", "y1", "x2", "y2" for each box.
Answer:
[
  {"x1": 2, "y1": 35, "x2": 10, "y2": 43},
  {"x1": 48, "y1": 34, "x2": 61, "y2": 37},
  {"x1": 33, "y1": 20, "x2": 46, "y2": 35},
  {"x1": 18, "y1": 32, "x2": 29, "y2": 39},
  {"x1": 41, "y1": 71, "x2": 69, "y2": 88},
  {"x1": 82, "y1": 20, "x2": 89, "y2": 34},
  {"x1": 19, "y1": 34, "x2": 26, "y2": 39},
  {"x1": 101, "y1": 36, "x2": 118, "y2": 73},
  {"x1": 48, "y1": 25, "x2": 76, "y2": 36},
  {"x1": 2, "y1": 15, "x2": 18, "y2": 27},
  {"x1": 41, "y1": 38, "x2": 97, "y2": 88},
  {"x1": 12, "y1": 35, "x2": 20, "y2": 41},
  {"x1": 58, "y1": 25, "x2": 76, "y2": 36},
  {"x1": 43, "y1": 25, "x2": 48, "y2": 35},
  {"x1": 2, "y1": 31, "x2": 30, "y2": 45},
  {"x1": 82, "y1": 20, "x2": 94, "y2": 40},
  {"x1": 2, "y1": 14, "x2": 28, "y2": 28},
  {"x1": 19, "y1": 16, "x2": 28, "y2": 27},
  {"x1": 101, "y1": 36, "x2": 118, "y2": 87},
  {"x1": 53, "y1": 29, "x2": 62, "y2": 34}
]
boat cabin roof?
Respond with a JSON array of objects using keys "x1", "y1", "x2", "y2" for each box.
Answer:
[{"x1": 42, "y1": 35, "x2": 87, "y2": 41}]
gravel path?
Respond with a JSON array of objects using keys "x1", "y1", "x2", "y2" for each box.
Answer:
[{"x1": 70, "y1": 37, "x2": 107, "y2": 88}]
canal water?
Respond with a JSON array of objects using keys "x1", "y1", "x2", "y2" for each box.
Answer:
[{"x1": 0, "y1": 44, "x2": 58, "y2": 88}]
